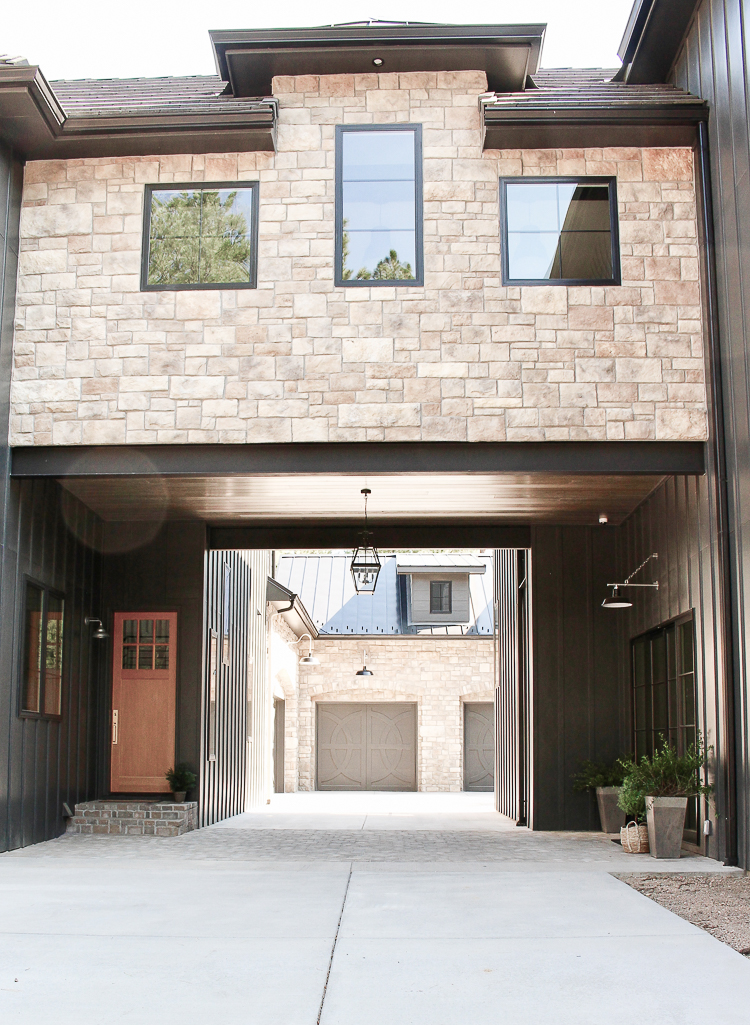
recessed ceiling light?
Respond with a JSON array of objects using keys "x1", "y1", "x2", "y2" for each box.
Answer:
[
  {"x1": 599, "y1": 513, "x2": 608, "y2": 524},
  {"x1": 373, "y1": 58, "x2": 383, "y2": 66}
]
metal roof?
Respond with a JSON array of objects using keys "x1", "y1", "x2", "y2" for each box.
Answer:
[{"x1": 274, "y1": 553, "x2": 494, "y2": 637}]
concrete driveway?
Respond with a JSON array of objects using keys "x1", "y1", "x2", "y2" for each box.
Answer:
[{"x1": 1, "y1": 794, "x2": 748, "y2": 1024}]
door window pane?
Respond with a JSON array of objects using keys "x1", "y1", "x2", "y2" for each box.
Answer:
[
  {"x1": 145, "y1": 184, "x2": 257, "y2": 289},
  {"x1": 155, "y1": 646, "x2": 170, "y2": 670},
  {"x1": 138, "y1": 645, "x2": 154, "y2": 670},
  {"x1": 503, "y1": 179, "x2": 616, "y2": 283},
  {"x1": 22, "y1": 584, "x2": 43, "y2": 713},
  {"x1": 338, "y1": 127, "x2": 421, "y2": 284},
  {"x1": 122, "y1": 646, "x2": 137, "y2": 670},
  {"x1": 123, "y1": 620, "x2": 138, "y2": 644},
  {"x1": 155, "y1": 620, "x2": 170, "y2": 643},
  {"x1": 139, "y1": 620, "x2": 154, "y2": 643}
]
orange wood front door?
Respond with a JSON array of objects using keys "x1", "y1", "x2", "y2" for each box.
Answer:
[{"x1": 111, "y1": 612, "x2": 177, "y2": 793}]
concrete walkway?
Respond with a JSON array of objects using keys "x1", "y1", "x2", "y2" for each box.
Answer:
[{"x1": 1, "y1": 794, "x2": 749, "y2": 1024}]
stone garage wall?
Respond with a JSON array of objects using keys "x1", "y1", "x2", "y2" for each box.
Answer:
[
  {"x1": 11, "y1": 71, "x2": 706, "y2": 445},
  {"x1": 296, "y1": 635, "x2": 495, "y2": 792}
]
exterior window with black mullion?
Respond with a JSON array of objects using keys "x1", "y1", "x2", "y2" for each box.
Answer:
[
  {"x1": 335, "y1": 124, "x2": 423, "y2": 286},
  {"x1": 20, "y1": 580, "x2": 65, "y2": 718},
  {"x1": 430, "y1": 580, "x2": 452, "y2": 615},
  {"x1": 499, "y1": 176, "x2": 620, "y2": 286}
]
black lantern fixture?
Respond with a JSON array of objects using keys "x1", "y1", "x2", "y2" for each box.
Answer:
[
  {"x1": 602, "y1": 553, "x2": 659, "y2": 609},
  {"x1": 350, "y1": 488, "x2": 381, "y2": 595}
]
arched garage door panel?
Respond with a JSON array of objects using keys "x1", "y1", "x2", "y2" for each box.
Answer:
[{"x1": 317, "y1": 703, "x2": 417, "y2": 790}]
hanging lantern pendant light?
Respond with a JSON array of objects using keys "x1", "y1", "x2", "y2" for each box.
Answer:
[{"x1": 350, "y1": 489, "x2": 382, "y2": 595}]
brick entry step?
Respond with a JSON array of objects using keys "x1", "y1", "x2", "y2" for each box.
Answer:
[{"x1": 66, "y1": 800, "x2": 198, "y2": 837}]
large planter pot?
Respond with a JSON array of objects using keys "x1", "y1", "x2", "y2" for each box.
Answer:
[
  {"x1": 596, "y1": 786, "x2": 626, "y2": 833},
  {"x1": 645, "y1": 796, "x2": 688, "y2": 859},
  {"x1": 172, "y1": 791, "x2": 186, "y2": 803}
]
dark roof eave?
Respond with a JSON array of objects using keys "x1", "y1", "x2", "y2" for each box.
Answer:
[
  {"x1": 618, "y1": 0, "x2": 701, "y2": 84},
  {"x1": 482, "y1": 100, "x2": 708, "y2": 150},
  {"x1": 0, "y1": 67, "x2": 277, "y2": 158}
]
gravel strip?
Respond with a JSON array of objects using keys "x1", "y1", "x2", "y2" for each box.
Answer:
[{"x1": 619, "y1": 873, "x2": 750, "y2": 953}]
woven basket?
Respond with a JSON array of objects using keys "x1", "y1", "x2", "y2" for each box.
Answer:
[{"x1": 620, "y1": 821, "x2": 650, "y2": 854}]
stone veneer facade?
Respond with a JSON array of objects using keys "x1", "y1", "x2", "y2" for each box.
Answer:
[
  {"x1": 11, "y1": 71, "x2": 706, "y2": 445},
  {"x1": 295, "y1": 636, "x2": 495, "y2": 792}
]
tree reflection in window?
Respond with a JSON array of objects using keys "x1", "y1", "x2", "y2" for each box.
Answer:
[
  {"x1": 145, "y1": 184, "x2": 257, "y2": 288},
  {"x1": 337, "y1": 126, "x2": 421, "y2": 285}
]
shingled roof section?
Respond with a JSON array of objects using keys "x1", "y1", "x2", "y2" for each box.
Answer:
[
  {"x1": 49, "y1": 75, "x2": 271, "y2": 118},
  {"x1": 488, "y1": 78, "x2": 704, "y2": 110},
  {"x1": 530, "y1": 68, "x2": 619, "y2": 87}
]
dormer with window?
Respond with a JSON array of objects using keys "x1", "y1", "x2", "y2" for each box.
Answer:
[{"x1": 396, "y1": 555, "x2": 487, "y2": 627}]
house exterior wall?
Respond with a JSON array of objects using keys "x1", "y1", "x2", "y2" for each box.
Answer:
[
  {"x1": 409, "y1": 572, "x2": 471, "y2": 624},
  {"x1": 269, "y1": 612, "x2": 301, "y2": 793},
  {"x1": 296, "y1": 635, "x2": 494, "y2": 791},
  {"x1": 10, "y1": 71, "x2": 707, "y2": 446}
]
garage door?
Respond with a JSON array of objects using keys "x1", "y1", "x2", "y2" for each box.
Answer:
[
  {"x1": 464, "y1": 702, "x2": 494, "y2": 791},
  {"x1": 317, "y1": 703, "x2": 417, "y2": 790}
]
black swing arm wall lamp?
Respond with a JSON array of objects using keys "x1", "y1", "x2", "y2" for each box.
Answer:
[{"x1": 602, "y1": 553, "x2": 659, "y2": 609}]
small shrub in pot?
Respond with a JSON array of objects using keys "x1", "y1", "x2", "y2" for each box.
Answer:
[
  {"x1": 572, "y1": 759, "x2": 629, "y2": 833},
  {"x1": 165, "y1": 764, "x2": 197, "y2": 802},
  {"x1": 618, "y1": 738, "x2": 712, "y2": 859}
]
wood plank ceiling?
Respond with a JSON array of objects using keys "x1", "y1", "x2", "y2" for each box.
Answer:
[{"x1": 59, "y1": 472, "x2": 666, "y2": 526}]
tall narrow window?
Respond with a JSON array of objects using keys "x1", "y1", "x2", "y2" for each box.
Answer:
[
  {"x1": 430, "y1": 580, "x2": 452, "y2": 614},
  {"x1": 631, "y1": 613, "x2": 698, "y2": 842},
  {"x1": 500, "y1": 177, "x2": 619, "y2": 285},
  {"x1": 336, "y1": 125, "x2": 423, "y2": 286},
  {"x1": 142, "y1": 181, "x2": 259, "y2": 290},
  {"x1": 21, "y1": 580, "x2": 65, "y2": 718}
]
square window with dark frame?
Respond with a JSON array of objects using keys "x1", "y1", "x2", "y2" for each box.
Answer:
[
  {"x1": 141, "y1": 181, "x2": 259, "y2": 290},
  {"x1": 499, "y1": 177, "x2": 620, "y2": 286},
  {"x1": 430, "y1": 580, "x2": 452, "y2": 615},
  {"x1": 335, "y1": 125, "x2": 423, "y2": 287},
  {"x1": 21, "y1": 581, "x2": 65, "y2": 718}
]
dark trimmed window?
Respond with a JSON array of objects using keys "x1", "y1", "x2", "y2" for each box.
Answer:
[
  {"x1": 21, "y1": 581, "x2": 65, "y2": 718},
  {"x1": 500, "y1": 176, "x2": 620, "y2": 286},
  {"x1": 141, "y1": 181, "x2": 259, "y2": 290},
  {"x1": 335, "y1": 124, "x2": 423, "y2": 287},
  {"x1": 430, "y1": 580, "x2": 452, "y2": 614},
  {"x1": 631, "y1": 612, "x2": 699, "y2": 842}
]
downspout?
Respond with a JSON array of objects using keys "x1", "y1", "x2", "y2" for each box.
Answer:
[{"x1": 696, "y1": 119, "x2": 738, "y2": 865}]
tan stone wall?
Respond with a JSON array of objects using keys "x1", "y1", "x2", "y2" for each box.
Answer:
[
  {"x1": 296, "y1": 635, "x2": 495, "y2": 792},
  {"x1": 268, "y1": 612, "x2": 301, "y2": 793},
  {"x1": 11, "y1": 71, "x2": 707, "y2": 444}
]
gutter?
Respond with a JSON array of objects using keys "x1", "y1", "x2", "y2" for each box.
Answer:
[{"x1": 266, "y1": 578, "x2": 318, "y2": 640}]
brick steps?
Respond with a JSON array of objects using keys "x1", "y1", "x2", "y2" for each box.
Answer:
[{"x1": 66, "y1": 800, "x2": 198, "y2": 837}]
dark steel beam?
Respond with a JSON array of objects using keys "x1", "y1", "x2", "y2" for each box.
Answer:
[
  {"x1": 11, "y1": 441, "x2": 707, "y2": 479},
  {"x1": 209, "y1": 521, "x2": 532, "y2": 550}
]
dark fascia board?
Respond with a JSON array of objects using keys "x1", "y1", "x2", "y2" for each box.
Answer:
[
  {"x1": 11, "y1": 442, "x2": 706, "y2": 478},
  {"x1": 617, "y1": 0, "x2": 701, "y2": 84},
  {"x1": 210, "y1": 23, "x2": 546, "y2": 95},
  {"x1": 0, "y1": 66, "x2": 276, "y2": 159},
  {"x1": 211, "y1": 522, "x2": 532, "y2": 551},
  {"x1": 482, "y1": 102, "x2": 708, "y2": 150}
]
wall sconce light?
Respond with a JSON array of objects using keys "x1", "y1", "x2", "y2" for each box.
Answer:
[
  {"x1": 85, "y1": 616, "x2": 109, "y2": 639},
  {"x1": 356, "y1": 651, "x2": 373, "y2": 676},
  {"x1": 602, "y1": 553, "x2": 659, "y2": 609},
  {"x1": 297, "y1": 632, "x2": 319, "y2": 666}
]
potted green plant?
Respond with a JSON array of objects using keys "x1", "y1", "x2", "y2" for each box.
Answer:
[
  {"x1": 618, "y1": 738, "x2": 712, "y2": 859},
  {"x1": 165, "y1": 764, "x2": 197, "y2": 803},
  {"x1": 572, "y1": 759, "x2": 629, "y2": 833}
]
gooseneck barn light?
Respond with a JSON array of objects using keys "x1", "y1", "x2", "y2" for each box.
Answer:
[
  {"x1": 350, "y1": 489, "x2": 381, "y2": 595},
  {"x1": 85, "y1": 617, "x2": 109, "y2": 640},
  {"x1": 602, "y1": 553, "x2": 659, "y2": 609},
  {"x1": 297, "y1": 633, "x2": 320, "y2": 666},
  {"x1": 356, "y1": 651, "x2": 373, "y2": 676}
]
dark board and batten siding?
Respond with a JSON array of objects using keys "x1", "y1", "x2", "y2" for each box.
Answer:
[
  {"x1": 672, "y1": 0, "x2": 750, "y2": 866},
  {"x1": 0, "y1": 480, "x2": 103, "y2": 851}
]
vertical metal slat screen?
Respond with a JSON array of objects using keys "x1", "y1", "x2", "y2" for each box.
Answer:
[{"x1": 495, "y1": 548, "x2": 531, "y2": 824}]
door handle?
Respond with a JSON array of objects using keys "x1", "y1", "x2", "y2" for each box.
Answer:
[{"x1": 112, "y1": 709, "x2": 118, "y2": 745}]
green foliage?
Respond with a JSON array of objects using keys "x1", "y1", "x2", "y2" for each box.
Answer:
[
  {"x1": 148, "y1": 189, "x2": 252, "y2": 286},
  {"x1": 355, "y1": 249, "x2": 414, "y2": 280},
  {"x1": 618, "y1": 736, "x2": 713, "y2": 821},
  {"x1": 165, "y1": 763, "x2": 197, "y2": 793},
  {"x1": 572, "y1": 758, "x2": 629, "y2": 793}
]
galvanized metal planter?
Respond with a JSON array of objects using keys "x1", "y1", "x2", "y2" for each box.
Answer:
[
  {"x1": 596, "y1": 786, "x2": 627, "y2": 833},
  {"x1": 646, "y1": 796, "x2": 688, "y2": 859}
]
